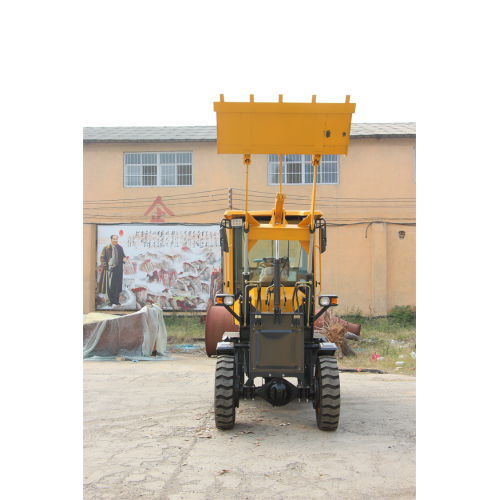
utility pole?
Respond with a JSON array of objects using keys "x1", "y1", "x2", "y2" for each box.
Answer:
[{"x1": 228, "y1": 187, "x2": 232, "y2": 209}]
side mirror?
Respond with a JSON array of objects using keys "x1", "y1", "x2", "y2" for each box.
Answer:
[
  {"x1": 320, "y1": 225, "x2": 327, "y2": 253},
  {"x1": 220, "y1": 227, "x2": 229, "y2": 253}
]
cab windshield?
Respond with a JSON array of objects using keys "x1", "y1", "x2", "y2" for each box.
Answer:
[{"x1": 233, "y1": 228, "x2": 308, "y2": 297}]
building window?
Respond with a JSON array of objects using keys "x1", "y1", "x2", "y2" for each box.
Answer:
[
  {"x1": 268, "y1": 154, "x2": 339, "y2": 185},
  {"x1": 124, "y1": 152, "x2": 193, "y2": 187}
]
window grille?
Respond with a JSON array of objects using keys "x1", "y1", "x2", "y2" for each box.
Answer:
[
  {"x1": 124, "y1": 152, "x2": 193, "y2": 187},
  {"x1": 268, "y1": 154, "x2": 339, "y2": 185}
]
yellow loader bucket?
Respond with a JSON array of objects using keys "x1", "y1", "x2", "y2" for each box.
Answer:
[{"x1": 213, "y1": 94, "x2": 356, "y2": 156}]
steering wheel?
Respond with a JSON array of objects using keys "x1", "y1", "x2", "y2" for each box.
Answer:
[{"x1": 259, "y1": 261, "x2": 274, "y2": 269}]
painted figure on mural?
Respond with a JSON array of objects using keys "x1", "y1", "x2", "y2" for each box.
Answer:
[{"x1": 98, "y1": 235, "x2": 129, "y2": 308}]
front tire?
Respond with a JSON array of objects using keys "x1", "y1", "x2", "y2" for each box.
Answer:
[
  {"x1": 214, "y1": 355, "x2": 236, "y2": 430},
  {"x1": 315, "y1": 356, "x2": 341, "y2": 431}
]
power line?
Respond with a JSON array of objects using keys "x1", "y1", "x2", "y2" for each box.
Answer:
[
  {"x1": 83, "y1": 189, "x2": 415, "y2": 207},
  {"x1": 83, "y1": 188, "x2": 228, "y2": 204},
  {"x1": 83, "y1": 207, "x2": 228, "y2": 219},
  {"x1": 84, "y1": 216, "x2": 416, "y2": 227},
  {"x1": 84, "y1": 197, "x2": 228, "y2": 211},
  {"x1": 232, "y1": 199, "x2": 415, "y2": 209},
  {"x1": 232, "y1": 188, "x2": 416, "y2": 201},
  {"x1": 233, "y1": 192, "x2": 415, "y2": 200}
]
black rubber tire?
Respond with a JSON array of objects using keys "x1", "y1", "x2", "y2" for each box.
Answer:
[
  {"x1": 315, "y1": 356, "x2": 341, "y2": 431},
  {"x1": 214, "y1": 355, "x2": 236, "y2": 430}
]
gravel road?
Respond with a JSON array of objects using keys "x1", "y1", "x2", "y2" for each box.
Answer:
[{"x1": 84, "y1": 354, "x2": 416, "y2": 499}]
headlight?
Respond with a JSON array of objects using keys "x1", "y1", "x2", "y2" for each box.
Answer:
[
  {"x1": 319, "y1": 296, "x2": 330, "y2": 307},
  {"x1": 216, "y1": 294, "x2": 235, "y2": 306},
  {"x1": 318, "y1": 295, "x2": 338, "y2": 307}
]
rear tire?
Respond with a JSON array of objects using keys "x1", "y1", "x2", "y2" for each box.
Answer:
[
  {"x1": 315, "y1": 356, "x2": 341, "y2": 431},
  {"x1": 214, "y1": 355, "x2": 236, "y2": 430}
]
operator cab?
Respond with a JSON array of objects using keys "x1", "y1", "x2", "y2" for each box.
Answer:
[{"x1": 233, "y1": 235, "x2": 308, "y2": 297}]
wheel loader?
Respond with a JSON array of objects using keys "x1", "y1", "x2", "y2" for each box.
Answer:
[{"x1": 206, "y1": 94, "x2": 356, "y2": 430}]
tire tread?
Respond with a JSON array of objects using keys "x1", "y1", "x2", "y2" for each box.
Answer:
[
  {"x1": 214, "y1": 355, "x2": 236, "y2": 430},
  {"x1": 316, "y1": 356, "x2": 341, "y2": 431}
]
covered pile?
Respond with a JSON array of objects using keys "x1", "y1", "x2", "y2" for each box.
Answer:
[{"x1": 83, "y1": 304, "x2": 167, "y2": 359}]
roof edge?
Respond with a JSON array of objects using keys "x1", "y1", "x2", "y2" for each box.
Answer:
[
  {"x1": 350, "y1": 134, "x2": 416, "y2": 139},
  {"x1": 82, "y1": 123, "x2": 416, "y2": 143},
  {"x1": 83, "y1": 135, "x2": 415, "y2": 144},
  {"x1": 83, "y1": 139, "x2": 217, "y2": 144}
]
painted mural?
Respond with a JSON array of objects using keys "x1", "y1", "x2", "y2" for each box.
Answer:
[{"x1": 96, "y1": 225, "x2": 222, "y2": 311}]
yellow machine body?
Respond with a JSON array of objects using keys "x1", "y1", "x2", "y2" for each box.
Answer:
[
  {"x1": 213, "y1": 95, "x2": 355, "y2": 326},
  {"x1": 210, "y1": 95, "x2": 356, "y2": 429}
]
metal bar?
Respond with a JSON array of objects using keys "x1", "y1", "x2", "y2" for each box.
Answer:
[
  {"x1": 244, "y1": 284, "x2": 248, "y2": 327},
  {"x1": 243, "y1": 154, "x2": 252, "y2": 230},
  {"x1": 244, "y1": 231, "x2": 249, "y2": 274},
  {"x1": 314, "y1": 306, "x2": 329, "y2": 323},
  {"x1": 310, "y1": 156, "x2": 320, "y2": 230},
  {"x1": 224, "y1": 248, "x2": 227, "y2": 293},
  {"x1": 274, "y1": 240, "x2": 280, "y2": 306},
  {"x1": 223, "y1": 304, "x2": 240, "y2": 321},
  {"x1": 245, "y1": 161, "x2": 249, "y2": 226},
  {"x1": 279, "y1": 154, "x2": 282, "y2": 194},
  {"x1": 315, "y1": 243, "x2": 322, "y2": 295},
  {"x1": 308, "y1": 232, "x2": 314, "y2": 274},
  {"x1": 248, "y1": 226, "x2": 311, "y2": 241},
  {"x1": 306, "y1": 284, "x2": 311, "y2": 328}
]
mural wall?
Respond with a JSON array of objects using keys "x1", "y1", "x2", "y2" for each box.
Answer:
[{"x1": 95, "y1": 225, "x2": 222, "y2": 311}]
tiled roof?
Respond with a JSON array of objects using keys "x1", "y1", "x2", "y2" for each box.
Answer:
[
  {"x1": 350, "y1": 123, "x2": 415, "y2": 138},
  {"x1": 83, "y1": 126, "x2": 217, "y2": 143},
  {"x1": 83, "y1": 123, "x2": 415, "y2": 143}
]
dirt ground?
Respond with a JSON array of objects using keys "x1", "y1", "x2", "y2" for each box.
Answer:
[{"x1": 83, "y1": 353, "x2": 416, "y2": 500}]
